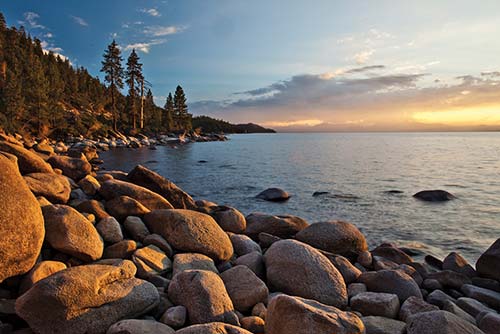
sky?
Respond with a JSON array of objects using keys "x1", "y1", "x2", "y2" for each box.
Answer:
[{"x1": 3, "y1": 0, "x2": 500, "y2": 131}]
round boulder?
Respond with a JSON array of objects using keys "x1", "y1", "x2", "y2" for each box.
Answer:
[
  {"x1": 358, "y1": 270, "x2": 423, "y2": 303},
  {"x1": 47, "y1": 155, "x2": 92, "y2": 181},
  {"x1": 407, "y1": 310, "x2": 484, "y2": 334},
  {"x1": 413, "y1": 190, "x2": 455, "y2": 202},
  {"x1": 256, "y1": 188, "x2": 290, "y2": 202},
  {"x1": 23, "y1": 172, "x2": 71, "y2": 203},
  {"x1": 245, "y1": 213, "x2": 308, "y2": 240}
]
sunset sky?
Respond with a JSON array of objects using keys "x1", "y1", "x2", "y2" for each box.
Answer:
[{"x1": 3, "y1": 0, "x2": 500, "y2": 131}]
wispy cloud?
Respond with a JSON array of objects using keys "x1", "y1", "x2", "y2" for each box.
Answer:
[
  {"x1": 70, "y1": 15, "x2": 88, "y2": 27},
  {"x1": 124, "y1": 39, "x2": 166, "y2": 53},
  {"x1": 353, "y1": 50, "x2": 374, "y2": 65},
  {"x1": 140, "y1": 8, "x2": 161, "y2": 17},
  {"x1": 144, "y1": 25, "x2": 185, "y2": 37},
  {"x1": 18, "y1": 12, "x2": 46, "y2": 29}
]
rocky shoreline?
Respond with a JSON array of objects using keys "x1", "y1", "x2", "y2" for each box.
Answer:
[{"x1": 0, "y1": 133, "x2": 499, "y2": 334}]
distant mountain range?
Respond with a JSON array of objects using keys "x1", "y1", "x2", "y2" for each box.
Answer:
[{"x1": 192, "y1": 115, "x2": 275, "y2": 134}]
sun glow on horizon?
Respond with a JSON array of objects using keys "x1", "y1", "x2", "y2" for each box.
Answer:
[{"x1": 412, "y1": 105, "x2": 500, "y2": 126}]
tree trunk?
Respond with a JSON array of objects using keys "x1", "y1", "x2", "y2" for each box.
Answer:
[{"x1": 140, "y1": 79, "x2": 144, "y2": 129}]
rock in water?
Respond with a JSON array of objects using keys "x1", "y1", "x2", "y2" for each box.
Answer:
[
  {"x1": 144, "y1": 209, "x2": 233, "y2": 262},
  {"x1": 42, "y1": 204, "x2": 103, "y2": 262},
  {"x1": 245, "y1": 213, "x2": 308, "y2": 239},
  {"x1": 0, "y1": 141, "x2": 53, "y2": 174},
  {"x1": 296, "y1": 221, "x2": 368, "y2": 257},
  {"x1": 100, "y1": 179, "x2": 174, "y2": 211},
  {"x1": 264, "y1": 239, "x2": 348, "y2": 308},
  {"x1": 168, "y1": 270, "x2": 239, "y2": 325},
  {"x1": 406, "y1": 310, "x2": 484, "y2": 334},
  {"x1": 15, "y1": 261, "x2": 159, "y2": 334},
  {"x1": 47, "y1": 155, "x2": 91, "y2": 181},
  {"x1": 266, "y1": 295, "x2": 364, "y2": 334},
  {"x1": 23, "y1": 172, "x2": 71, "y2": 203},
  {"x1": 476, "y1": 238, "x2": 500, "y2": 280},
  {"x1": 128, "y1": 165, "x2": 197, "y2": 209},
  {"x1": 256, "y1": 188, "x2": 290, "y2": 202},
  {"x1": 0, "y1": 154, "x2": 45, "y2": 282},
  {"x1": 413, "y1": 190, "x2": 455, "y2": 202}
]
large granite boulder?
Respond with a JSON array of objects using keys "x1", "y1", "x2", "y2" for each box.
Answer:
[
  {"x1": 42, "y1": 204, "x2": 103, "y2": 261},
  {"x1": 210, "y1": 206, "x2": 246, "y2": 234},
  {"x1": 100, "y1": 179, "x2": 173, "y2": 211},
  {"x1": 47, "y1": 155, "x2": 91, "y2": 181},
  {"x1": 168, "y1": 270, "x2": 239, "y2": 325},
  {"x1": 220, "y1": 265, "x2": 269, "y2": 312},
  {"x1": 0, "y1": 141, "x2": 53, "y2": 174},
  {"x1": 176, "y1": 323, "x2": 252, "y2": 334},
  {"x1": 0, "y1": 154, "x2": 45, "y2": 282},
  {"x1": 296, "y1": 221, "x2": 367, "y2": 257},
  {"x1": 128, "y1": 165, "x2": 197, "y2": 209},
  {"x1": 476, "y1": 239, "x2": 500, "y2": 280},
  {"x1": 245, "y1": 213, "x2": 308, "y2": 239},
  {"x1": 19, "y1": 260, "x2": 67, "y2": 293},
  {"x1": 24, "y1": 172, "x2": 71, "y2": 203},
  {"x1": 256, "y1": 188, "x2": 290, "y2": 202},
  {"x1": 144, "y1": 209, "x2": 233, "y2": 262},
  {"x1": 266, "y1": 295, "x2": 365, "y2": 334},
  {"x1": 15, "y1": 261, "x2": 160, "y2": 334},
  {"x1": 358, "y1": 270, "x2": 422, "y2": 303},
  {"x1": 264, "y1": 239, "x2": 348, "y2": 308},
  {"x1": 105, "y1": 196, "x2": 151, "y2": 221},
  {"x1": 406, "y1": 310, "x2": 484, "y2": 334}
]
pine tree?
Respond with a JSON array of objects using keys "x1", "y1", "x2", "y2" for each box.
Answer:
[
  {"x1": 163, "y1": 92, "x2": 174, "y2": 131},
  {"x1": 173, "y1": 85, "x2": 191, "y2": 131},
  {"x1": 125, "y1": 49, "x2": 143, "y2": 130},
  {"x1": 101, "y1": 40, "x2": 124, "y2": 131}
]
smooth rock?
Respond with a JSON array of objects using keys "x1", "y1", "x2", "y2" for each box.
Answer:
[
  {"x1": 172, "y1": 253, "x2": 218, "y2": 277},
  {"x1": 476, "y1": 239, "x2": 500, "y2": 281},
  {"x1": 143, "y1": 234, "x2": 173, "y2": 257},
  {"x1": 123, "y1": 216, "x2": 150, "y2": 242},
  {"x1": 406, "y1": 310, "x2": 484, "y2": 334},
  {"x1": 176, "y1": 323, "x2": 252, "y2": 334},
  {"x1": 443, "y1": 300, "x2": 476, "y2": 324},
  {"x1": 160, "y1": 305, "x2": 187, "y2": 328},
  {"x1": 144, "y1": 209, "x2": 233, "y2": 262},
  {"x1": 0, "y1": 141, "x2": 53, "y2": 174},
  {"x1": 24, "y1": 172, "x2": 71, "y2": 203},
  {"x1": 443, "y1": 252, "x2": 477, "y2": 278},
  {"x1": 233, "y1": 251, "x2": 265, "y2": 278},
  {"x1": 427, "y1": 289, "x2": 456, "y2": 308},
  {"x1": 457, "y1": 297, "x2": 497, "y2": 318},
  {"x1": 220, "y1": 265, "x2": 269, "y2": 312},
  {"x1": 399, "y1": 296, "x2": 439, "y2": 322},
  {"x1": 462, "y1": 284, "x2": 500, "y2": 309},
  {"x1": 323, "y1": 252, "x2": 362, "y2": 284},
  {"x1": 210, "y1": 206, "x2": 247, "y2": 233},
  {"x1": 349, "y1": 283, "x2": 368, "y2": 298},
  {"x1": 0, "y1": 155, "x2": 45, "y2": 282},
  {"x1": 168, "y1": 270, "x2": 239, "y2": 325},
  {"x1": 265, "y1": 239, "x2": 347, "y2": 308},
  {"x1": 245, "y1": 213, "x2": 308, "y2": 240},
  {"x1": 362, "y1": 316, "x2": 406, "y2": 334},
  {"x1": 427, "y1": 270, "x2": 472, "y2": 289},
  {"x1": 240, "y1": 316, "x2": 265, "y2": 333},
  {"x1": 478, "y1": 312, "x2": 500, "y2": 334},
  {"x1": 265, "y1": 295, "x2": 365, "y2": 334},
  {"x1": 358, "y1": 270, "x2": 423, "y2": 303},
  {"x1": 256, "y1": 188, "x2": 290, "y2": 202},
  {"x1": 106, "y1": 319, "x2": 174, "y2": 334},
  {"x1": 42, "y1": 204, "x2": 103, "y2": 261},
  {"x1": 106, "y1": 195, "x2": 152, "y2": 221},
  {"x1": 351, "y1": 292, "x2": 400, "y2": 318},
  {"x1": 95, "y1": 217, "x2": 123, "y2": 243},
  {"x1": 296, "y1": 221, "x2": 367, "y2": 258},
  {"x1": 75, "y1": 200, "x2": 110, "y2": 220},
  {"x1": 47, "y1": 155, "x2": 91, "y2": 181},
  {"x1": 372, "y1": 245, "x2": 413, "y2": 265},
  {"x1": 19, "y1": 261, "x2": 67, "y2": 294},
  {"x1": 413, "y1": 190, "x2": 455, "y2": 202},
  {"x1": 15, "y1": 261, "x2": 159, "y2": 334},
  {"x1": 103, "y1": 239, "x2": 137, "y2": 259},
  {"x1": 78, "y1": 175, "x2": 101, "y2": 196},
  {"x1": 230, "y1": 234, "x2": 262, "y2": 256}
]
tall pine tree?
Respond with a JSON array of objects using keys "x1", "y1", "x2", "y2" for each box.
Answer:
[
  {"x1": 125, "y1": 49, "x2": 143, "y2": 130},
  {"x1": 101, "y1": 40, "x2": 124, "y2": 131},
  {"x1": 163, "y1": 92, "x2": 174, "y2": 131},
  {"x1": 173, "y1": 85, "x2": 191, "y2": 131}
]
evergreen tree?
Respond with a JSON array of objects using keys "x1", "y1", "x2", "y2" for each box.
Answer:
[
  {"x1": 173, "y1": 85, "x2": 191, "y2": 131},
  {"x1": 163, "y1": 92, "x2": 174, "y2": 131},
  {"x1": 100, "y1": 40, "x2": 124, "y2": 131},
  {"x1": 125, "y1": 49, "x2": 143, "y2": 130}
]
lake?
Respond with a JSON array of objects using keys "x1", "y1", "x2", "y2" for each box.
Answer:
[{"x1": 100, "y1": 132, "x2": 500, "y2": 262}]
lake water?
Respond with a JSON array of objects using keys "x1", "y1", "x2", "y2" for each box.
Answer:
[{"x1": 100, "y1": 132, "x2": 500, "y2": 262}]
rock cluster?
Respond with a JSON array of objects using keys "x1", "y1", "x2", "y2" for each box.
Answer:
[{"x1": 0, "y1": 134, "x2": 499, "y2": 334}]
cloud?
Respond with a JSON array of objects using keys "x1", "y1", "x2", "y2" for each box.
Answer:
[
  {"x1": 144, "y1": 25, "x2": 185, "y2": 37},
  {"x1": 140, "y1": 8, "x2": 161, "y2": 17},
  {"x1": 345, "y1": 65, "x2": 385, "y2": 74},
  {"x1": 40, "y1": 40, "x2": 69, "y2": 62},
  {"x1": 19, "y1": 12, "x2": 46, "y2": 29},
  {"x1": 70, "y1": 15, "x2": 88, "y2": 26},
  {"x1": 124, "y1": 39, "x2": 166, "y2": 53},
  {"x1": 353, "y1": 50, "x2": 374, "y2": 65}
]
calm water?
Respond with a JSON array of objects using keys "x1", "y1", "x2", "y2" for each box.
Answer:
[{"x1": 100, "y1": 132, "x2": 500, "y2": 262}]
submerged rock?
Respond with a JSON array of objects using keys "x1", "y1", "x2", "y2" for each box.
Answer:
[
  {"x1": 256, "y1": 188, "x2": 290, "y2": 202},
  {"x1": 413, "y1": 190, "x2": 455, "y2": 202}
]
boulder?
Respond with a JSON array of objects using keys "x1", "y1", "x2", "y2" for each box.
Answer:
[
  {"x1": 168, "y1": 270, "x2": 239, "y2": 325},
  {"x1": 476, "y1": 239, "x2": 500, "y2": 281},
  {"x1": 406, "y1": 310, "x2": 484, "y2": 334},
  {"x1": 427, "y1": 289, "x2": 456, "y2": 308},
  {"x1": 264, "y1": 239, "x2": 347, "y2": 308},
  {"x1": 103, "y1": 240, "x2": 137, "y2": 259},
  {"x1": 233, "y1": 251, "x2": 265, "y2": 278},
  {"x1": 78, "y1": 175, "x2": 101, "y2": 196},
  {"x1": 132, "y1": 245, "x2": 172, "y2": 276},
  {"x1": 47, "y1": 155, "x2": 91, "y2": 181},
  {"x1": 443, "y1": 300, "x2": 476, "y2": 324},
  {"x1": 413, "y1": 190, "x2": 455, "y2": 201},
  {"x1": 296, "y1": 221, "x2": 367, "y2": 258},
  {"x1": 350, "y1": 292, "x2": 400, "y2": 318},
  {"x1": 143, "y1": 234, "x2": 173, "y2": 257},
  {"x1": 457, "y1": 297, "x2": 496, "y2": 318},
  {"x1": 23, "y1": 172, "x2": 71, "y2": 203},
  {"x1": 172, "y1": 253, "x2": 218, "y2": 277},
  {"x1": 106, "y1": 196, "x2": 151, "y2": 221},
  {"x1": 443, "y1": 252, "x2": 477, "y2": 278},
  {"x1": 176, "y1": 323, "x2": 252, "y2": 334},
  {"x1": 358, "y1": 270, "x2": 422, "y2": 303},
  {"x1": 427, "y1": 270, "x2": 471, "y2": 289},
  {"x1": 210, "y1": 206, "x2": 246, "y2": 234},
  {"x1": 144, "y1": 209, "x2": 233, "y2": 262},
  {"x1": 100, "y1": 179, "x2": 173, "y2": 211},
  {"x1": 220, "y1": 265, "x2": 269, "y2": 312},
  {"x1": 19, "y1": 261, "x2": 67, "y2": 293},
  {"x1": 256, "y1": 188, "x2": 290, "y2": 202},
  {"x1": 245, "y1": 213, "x2": 308, "y2": 239},
  {"x1": 240, "y1": 316, "x2": 265, "y2": 333},
  {"x1": 128, "y1": 165, "x2": 197, "y2": 209},
  {"x1": 107, "y1": 319, "x2": 175, "y2": 334},
  {"x1": 348, "y1": 283, "x2": 368, "y2": 298},
  {"x1": 95, "y1": 217, "x2": 123, "y2": 244},
  {"x1": 478, "y1": 312, "x2": 500, "y2": 334},
  {"x1": 15, "y1": 261, "x2": 160, "y2": 334},
  {"x1": 42, "y1": 204, "x2": 103, "y2": 261},
  {"x1": 230, "y1": 234, "x2": 262, "y2": 256},
  {"x1": 123, "y1": 216, "x2": 150, "y2": 242},
  {"x1": 160, "y1": 305, "x2": 187, "y2": 328},
  {"x1": 75, "y1": 200, "x2": 110, "y2": 220},
  {"x1": 399, "y1": 296, "x2": 439, "y2": 322},
  {"x1": 323, "y1": 253, "x2": 362, "y2": 284},
  {"x1": 462, "y1": 284, "x2": 500, "y2": 309},
  {"x1": 0, "y1": 141, "x2": 53, "y2": 174},
  {"x1": 362, "y1": 316, "x2": 406, "y2": 334},
  {"x1": 371, "y1": 245, "x2": 413, "y2": 265},
  {"x1": 0, "y1": 154, "x2": 45, "y2": 282},
  {"x1": 266, "y1": 295, "x2": 365, "y2": 334}
]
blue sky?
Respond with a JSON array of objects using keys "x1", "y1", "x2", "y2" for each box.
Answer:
[{"x1": 3, "y1": 1, "x2": 500, "y2": 130}]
